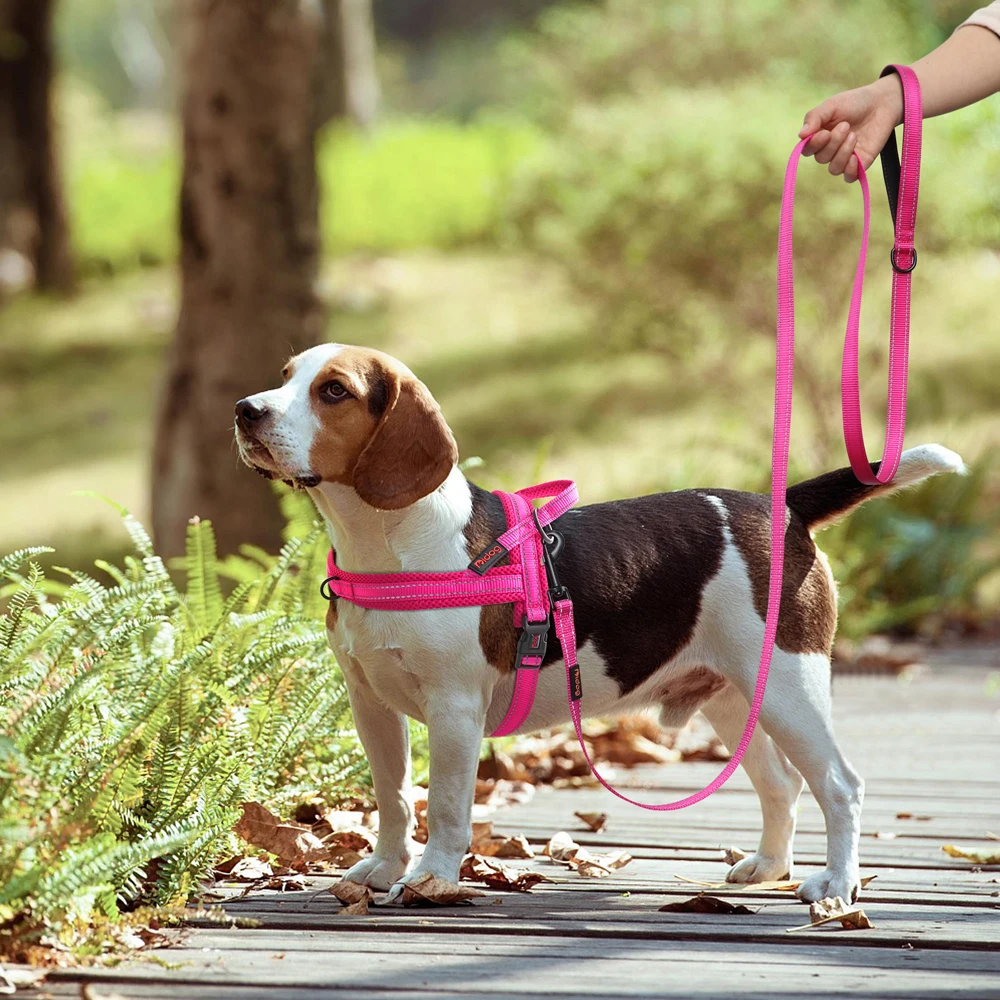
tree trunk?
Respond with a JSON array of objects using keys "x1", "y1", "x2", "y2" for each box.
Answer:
[
  {"x1": 316, "y1": 0, "x2": 379, "y2": 128},
  {"x1": 0, "y1": 0, "x2": 74, "y2": 295},
  {"x1": 152, "y1": 0, "x2": 325, "y2": 559}
]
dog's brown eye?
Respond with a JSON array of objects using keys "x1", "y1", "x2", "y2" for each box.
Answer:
[{"x1": 319, "y1": 380, "x2": 350, "y2": 403}]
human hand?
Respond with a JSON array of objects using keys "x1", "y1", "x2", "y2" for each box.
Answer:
[{"x1": 799, "y1": 75, "x2": 904, "y2": 182}]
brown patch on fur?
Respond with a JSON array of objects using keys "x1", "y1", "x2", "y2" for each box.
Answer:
[
  {"x1": 307, "y1": 347, "x2": 458, "y2": 509},
  {"x1": 325, "y1": 599, "x2": 338, "y2": 632},
  {"x1": 657, "y1": 667, "x2": 728, "y2": 727},
  {"x1": 464, "y1": 485, "x2": 517, "y2": 673},
  {"x1": 709, "y1": 491, "x2": 837, "y2": 655},
  {"x1": 663, "y1": 666, "x2": 728, "y2": 703}
]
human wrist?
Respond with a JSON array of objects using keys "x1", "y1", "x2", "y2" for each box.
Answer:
[{"x1": 870, "y1": 73, "x2": 905, "y2": 126}]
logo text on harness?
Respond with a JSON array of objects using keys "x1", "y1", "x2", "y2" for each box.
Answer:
[{"x1": 468, "y1": 541, "x2": 508, "y2": 575}]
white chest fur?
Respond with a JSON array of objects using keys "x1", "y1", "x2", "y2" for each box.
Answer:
[{"x1": 313, "y1": 468, "x2": 493, "y2": 722}]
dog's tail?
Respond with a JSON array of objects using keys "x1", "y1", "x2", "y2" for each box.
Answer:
[{"x1": 786, "y1": 444, "x2": 966, "y2": 531}]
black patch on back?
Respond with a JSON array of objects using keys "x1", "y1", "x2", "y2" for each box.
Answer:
[{"x1": 466, "y1": 483, "x2": 725, "y2": 694}]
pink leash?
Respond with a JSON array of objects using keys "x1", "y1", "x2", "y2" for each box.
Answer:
[{"x1": 322, "y1": 64, "x2": 921, "y2": 809}]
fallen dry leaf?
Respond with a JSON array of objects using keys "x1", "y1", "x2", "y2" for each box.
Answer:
[
  {"x1": 413, "y1": 797, "x2": 429, "y2": 844},
  {"x1": 329, "y1": 879, "x2": 371, "y2": 904},
  {"x1": 576, "y1": 850, "x2": 633, "y2": 878},
  {"x1": 469, "y1": 820, "x2": 534, "y2": 858},
  {"x1": 675, "y1": 874, "x2": 878, "y2": 893},
  {"x1": 659, "y1": 894, "x2": 757, "y2": 915},
  {"x1": 942, "y1": 844, "x2": 1000, "y2": 865},
  {"x1": 217, "y1": 855, "x2": 273, "y2": 882},
  {"x1": 235, "y1": 802, "x2": 330, "y2": 866},
  {"x1": 471, "y1": 820, "x2": 495, "y2": 848},
  {"x1": 315, "y1": 827, "x2": 376, "y2": 854},
  {"x1": 399, "y1": 872, "x2": 486, "y2": 906},
  {"x1": 493, "y1": 715, "x2": 729, "y2": 788},
  {"x1": 871, "y1": 830, "x2": 897, "y2": 840},
  {"x1": 723, "y1": 846, "x2": 748, "y2": 865},
  {"x1": 787, "y1": 896, "x2": 874, "y2": 932},
  {"x1": 574, "y1": 811, "x2": 608, "y2": 833},
  {"x1": 460, "y1": 855, "x2": 554, "y2": 892},
  {"x1": 585, "y1": 728, "x2": 681, "y2": 767},
  {"x1": 483, "y1": 835, "x2": 535, "y2": 859},
  {"x1": 541, "y1": 831, "x2": 632, "y2": 876},
  {"x1": 261, "y1": 873, "x2": 307, "y2": 892},
  {"x1": 542, "y1": 831, "x2": 581, "y2": 863},
  {"x1": 329, "y1": 879, "x2": 374, "y2": 915},
  {"x1": 340, "y1": 897, "x2": 371, "y2": 916}
]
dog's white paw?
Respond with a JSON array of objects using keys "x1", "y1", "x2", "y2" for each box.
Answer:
[
  {"x1": 383, "y1": 862, "x2": 462, "y2": 905},
  {"x1": 725, "y1": 853, "x2": 792, "y2": 884},
  {"x1": 343, "y1": 853, "x2": 411, "y2": 890},
  {"x1": 796, "y1": 868, "x2": 861, "y2": 904}
]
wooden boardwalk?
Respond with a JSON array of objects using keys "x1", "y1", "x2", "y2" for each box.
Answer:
[{"x1": 30, "y1": 647, "x2": 1000, "y2": 999}]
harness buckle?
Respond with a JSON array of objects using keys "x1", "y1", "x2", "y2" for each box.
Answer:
[{"x1": 516, "y1": 615, "x2": 549, "y2": 669}]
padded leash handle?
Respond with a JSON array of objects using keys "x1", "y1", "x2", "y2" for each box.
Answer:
[{"x1": 842, "y1": 63, "x2": 922, "y2": 485}]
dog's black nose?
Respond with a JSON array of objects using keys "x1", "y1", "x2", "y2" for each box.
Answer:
[{"x1": 235, "y1": 398, "x2": 268, "y2": 425}]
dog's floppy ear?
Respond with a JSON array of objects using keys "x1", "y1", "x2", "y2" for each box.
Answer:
[{"x1": 352, "y1": 369, "x2": 458, "y2": 510}]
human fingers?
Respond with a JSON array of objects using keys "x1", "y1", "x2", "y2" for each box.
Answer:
[
  {"x1": 813, "y1": 122, "x2": 851, "y2": 165},
  {"x1": 828, "y1": 131, "x2": 857, "y2": 176}
]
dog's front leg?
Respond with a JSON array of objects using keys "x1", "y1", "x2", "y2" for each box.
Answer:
[
  {"x1": 384, "y1": 690, "x2": 486, "y2": 903},
  {"x1": 341, "y1": 670, "x2": 416, "y2": 890}
]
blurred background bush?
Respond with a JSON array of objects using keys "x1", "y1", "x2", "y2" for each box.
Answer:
[{"x1": 1, "y1": 0, "x2": 997, "y2": 637}]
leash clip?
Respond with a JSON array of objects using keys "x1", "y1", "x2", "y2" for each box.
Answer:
[
  {"x1": 532, "y1": 509, "x2": 569, "y2": 603},
  {"x1": 516, "y1": 615, "x2": 549, "y2": 668}
]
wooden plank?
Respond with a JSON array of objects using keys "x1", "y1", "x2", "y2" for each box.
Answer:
[
  {"x1": 207, "y1": 863, "x2": 1000, "y2": 908},
  {"x1": 37, "y1": 658, "x2": 998, "y2": 1000},
  {"x1": 45, "y1": 936, "x2": 1000, "y2": 998},
  {"x1": 212, "y1": 887, "x2": 1000, "y2": 950}
]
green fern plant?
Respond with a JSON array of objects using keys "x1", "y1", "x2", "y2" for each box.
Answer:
[{"x1": 0, "y1": 508, "x2": 365, "y2": 945}]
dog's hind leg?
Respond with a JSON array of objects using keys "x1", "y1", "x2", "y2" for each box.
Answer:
[
  {"x1": 699, "y1": 685, "x2": 805, "y2": 884},
  {"x1": 730, "y1": 648, "x2": 865, "y2": 903}
]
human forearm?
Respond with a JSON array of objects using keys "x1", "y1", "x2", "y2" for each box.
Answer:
[
  {"x1": 800, "y1": 16, "x2": 1000, "y2": 180},
  {"x1": 908, "y1": 23, "x2": 1000, "y2": 120}
]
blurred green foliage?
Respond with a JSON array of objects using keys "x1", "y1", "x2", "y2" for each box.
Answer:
[
  {"x1": 14, "y1": 0, "x2": 997, "y2": 647},
  {"x1": 823, "y1": 452, "x2": 1000, "y2": 639},
  {"x1": 506, "y1": 0, "x2": 1000, "y2": 356},
  {"x1": 61, "y1": 82, "x2": 538, "y2": 276}
]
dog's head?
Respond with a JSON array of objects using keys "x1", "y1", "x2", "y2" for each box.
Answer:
[{"x1": 234, "y1": 344, "x2": 458, "y2": 510}]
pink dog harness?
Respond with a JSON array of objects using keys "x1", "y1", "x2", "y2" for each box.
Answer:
[
  {"x1": 321, "y1": 65, "x2": 922, "y2": 809},
  {"x1": 322, "y1": 480, "x2": 580, "y2": 738}
]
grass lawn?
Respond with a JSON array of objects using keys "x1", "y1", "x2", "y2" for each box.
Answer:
[{"x1": 1, "y1": 250, "x2": 997, "y2": 568}]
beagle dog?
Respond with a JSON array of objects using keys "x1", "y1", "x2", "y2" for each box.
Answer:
[{"x1": 234, "y1": 343, "x2": 964, "y2": 904}]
